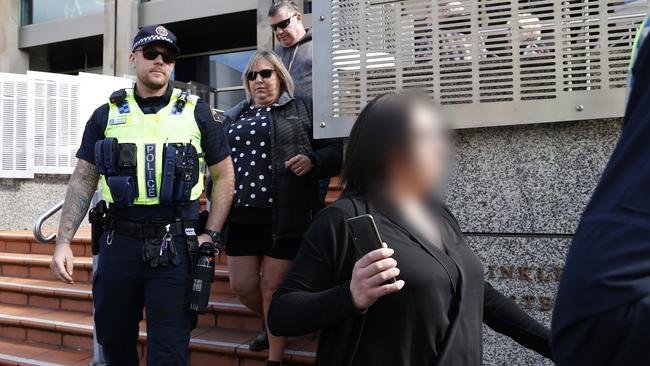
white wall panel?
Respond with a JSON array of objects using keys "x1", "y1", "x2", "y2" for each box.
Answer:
[
  {"x1": 28, "y1": 71, "x2": 81, "y2": 174},
  {"x1": 0, "y1": 73, "x2": 33, "y2": 178}
]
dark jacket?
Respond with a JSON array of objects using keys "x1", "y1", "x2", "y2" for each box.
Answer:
[
  {"x1": 269, "y1": 194, "x2": 552, "y2": 366},
  {"x1": 222, "y1": 92, "x2": 342, "y2": 240},
  {"x1": 551, "y1": 17, "x2": 650, "y2": 366},
  {"x1": 275, "y1": 28, "x2": 313, "y2": 98}
]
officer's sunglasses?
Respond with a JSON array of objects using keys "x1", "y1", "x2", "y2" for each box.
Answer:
[
  {"x1": 135, "y1": 46, "x2": 177, "y2": 64},
  {"x1": 247, "y1": 69, "x2": 275, "y2": 81},
  {"x1": 270, "y1": 15, "x2": 295, "y2": 32}
]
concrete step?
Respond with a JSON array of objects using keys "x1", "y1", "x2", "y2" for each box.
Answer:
[
  {"x1": 0, "y1": 303, "x2": 315, "y2": 365},
  {"x1": 0, "y1": 251, "x2": 232, "y2": 289},
  {"x1": 0, "y1": 275, "x2": 260, "y2": 332},
  {"x1": 0, "y1": 253, "x2": 93, "y2": 284},
  {"x1": 0, "y1": 230, "x2": 229, "y2": 265},
  {"x1": 325, "y1": 176, "x2": 344, "y2": 205},
  {"x1": 0, "y1": 337, "x2": 94, "y2": 366}
]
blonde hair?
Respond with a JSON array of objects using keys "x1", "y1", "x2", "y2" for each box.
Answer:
[{"x1": 242, "y1": 51, "x2": 294, "y2": 102}]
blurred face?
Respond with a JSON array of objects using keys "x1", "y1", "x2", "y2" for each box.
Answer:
[
  {"x1": 129, "y1": 43, "x2": 177, "y2": 91},
  {"x1": 247, "y1": 59, "x2": 281, "y2": 107},
  {"x1": 398, "y1": 103, "x2": 451, "y2": 193},
  {"x1": 269, "y1": 8, "x2": 306, "y2": 48}
]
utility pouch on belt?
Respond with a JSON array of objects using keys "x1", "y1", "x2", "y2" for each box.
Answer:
[
  {"x1": 184, "y1": 224, "x2": 200, "y2": 272},
  {"x1": 142, "y1": 232, "x2": 179, "y2": 268},
  {"x1": 88, "y1": 200, "x2": 109, "y2": 255},
  {"x1": 160, "y1": 142, "x2": 200, "y2": 203}
]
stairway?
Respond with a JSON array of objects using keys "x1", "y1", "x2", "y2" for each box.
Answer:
[
  {"x1": 0, "y1": 178, "x2": 343, "y2": 365},
  {"x1": 0, "y1": 230, "x2": 318, "y2": 366}
]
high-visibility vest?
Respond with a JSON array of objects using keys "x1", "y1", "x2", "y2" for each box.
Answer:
[{"x1": 100, "y1": 88, "x2": 205, "y2": 205}]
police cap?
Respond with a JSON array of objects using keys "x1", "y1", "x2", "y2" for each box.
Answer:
[{"x1": 132, "y1": 25, "x2": 180, "y2": 54}]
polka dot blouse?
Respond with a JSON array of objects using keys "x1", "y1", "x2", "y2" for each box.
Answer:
[{"x1": 227, "y1": 105, "x2": 277, "y2": 208}]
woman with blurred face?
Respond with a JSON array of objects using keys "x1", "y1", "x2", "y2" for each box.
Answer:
[
  {"x1": 268, "y1": 93, "x2": 553, "y2": 365},
  {"x1": 220, "y1": 51, "x2": 342, "y2": 366}
]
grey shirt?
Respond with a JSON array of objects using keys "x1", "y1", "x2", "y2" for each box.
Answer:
[{"x1": 274, "y1": 28, "x2": 313, "y2": 98}]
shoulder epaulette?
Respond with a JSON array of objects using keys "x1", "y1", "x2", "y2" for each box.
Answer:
[
  {"x1": 109, "y1": 89, "x2": 127, "y2": 106},
  {"x1": 109, "y1": 89, "x2": 130, "y2": 114}
]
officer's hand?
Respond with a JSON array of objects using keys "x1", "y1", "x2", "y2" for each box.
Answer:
[
  {"x1": 284, "y1": 154, "x2": 313, "y2": 176},
  {"x1": 197, "y1": 233, "x2": 213, "y2": 246},
  {"x1": 50, "y1": 244, "x2": 75, "y2": 284}
]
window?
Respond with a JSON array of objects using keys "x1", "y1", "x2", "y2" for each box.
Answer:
[
  {"x1": 21, "y1": 0, "x2": 104, "y2": 25},
  {"x1": 175, "y1": 49, "x2": 255, "y2": 111},
  {"x1": 210, "y1": 50, "x2": 256, "y2": 110}
]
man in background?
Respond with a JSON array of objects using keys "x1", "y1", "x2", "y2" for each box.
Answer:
[
  {"x1": 269, "y1": 0, "x2": 332, "y2": 206},
  {"x1": 269, "y1": 0, "x2": 312, "y2": 98}
]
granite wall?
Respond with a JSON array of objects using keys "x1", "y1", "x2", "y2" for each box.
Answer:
[
  {"x1": 0, "y1": 175, "x2": 70, "y2": 231},
  {"x1": 447, "y1": 118, "x2": 622, "y2": 365}
]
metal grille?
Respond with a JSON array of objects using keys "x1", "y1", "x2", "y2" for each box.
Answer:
[
  {"x1": 312, "y1": 0, "x2": 649, "y2": 138},
  {"x1": 0, "y1": 73, "x2": 33, "y2": 178},
  {"x1": 29, "y1": 71, "x2": 82, "y2": 174}
]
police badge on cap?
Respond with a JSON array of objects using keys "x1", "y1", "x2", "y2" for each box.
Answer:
[
  {"x1": 132, "y1": 24, "x2": 180, "y2": 53},
  {"x1": 155, "y1": 26, "x2": 168, "y2": 37}
]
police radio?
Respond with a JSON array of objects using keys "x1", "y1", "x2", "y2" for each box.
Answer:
[{"x1": 160, "y1": 142, "x2": 200, "y2": 203}]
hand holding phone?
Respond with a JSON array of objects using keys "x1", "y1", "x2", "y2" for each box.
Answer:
[{"x1": 347, "y1": 215, "x2": 405, "y2": 309}]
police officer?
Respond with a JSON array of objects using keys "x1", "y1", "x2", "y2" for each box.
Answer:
[{"x1": 49, "y1": 25, "x2": 234, "y2": 366}]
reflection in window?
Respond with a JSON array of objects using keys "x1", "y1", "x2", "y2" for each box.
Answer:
[
  {"x1": 209, "y1": 50, "x2": 255, "y2": 89},
  {"x1": 21, "y1": 0, "x2": 104, "y2": 25},
  {"x1": 216, "y1": 89, "x2": 247, "y2": 111},
  {"x1": 210, "y1": 50, "x2": 255, "y2": 111}
]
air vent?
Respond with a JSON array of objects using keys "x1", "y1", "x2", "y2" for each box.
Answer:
[{"x1": 313, "y1": 0, "x2": 648, "y2": 137}]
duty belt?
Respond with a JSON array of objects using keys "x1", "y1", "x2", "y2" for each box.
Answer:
[{"x1": 109, "y1": 219, "x2": 197, "y2": 240}]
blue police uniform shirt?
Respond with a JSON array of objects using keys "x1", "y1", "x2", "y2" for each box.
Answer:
[{"x1": 76, "y1": 85, "x2": 230, "y2": 221}]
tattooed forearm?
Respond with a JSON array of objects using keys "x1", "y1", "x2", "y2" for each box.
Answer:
[{"x1": 56, "y1": 159, "x2": 100, "y2": 247}]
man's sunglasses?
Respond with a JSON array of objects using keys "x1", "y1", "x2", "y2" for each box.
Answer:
[
  {"x1": 270, "y1": 15, "x2": 295, "y2": 32},
  {"x1": 247, "y1": 69, "x2": 275, "y2": 81},
  {"x1": 135, "y1": 47, "x2": 177, "y2": 64}
]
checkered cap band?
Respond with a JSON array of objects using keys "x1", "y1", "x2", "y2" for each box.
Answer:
[{"x1": 132, "y1": 35, "x2": 176, "y2": 51}]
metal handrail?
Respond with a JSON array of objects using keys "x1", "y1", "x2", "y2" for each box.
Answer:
[{"x1": 33, "y1": 199, "x2": 64, "y2": 243}]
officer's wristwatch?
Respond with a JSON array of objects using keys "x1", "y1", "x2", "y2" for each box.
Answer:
[{"x1": 203, "y1": 229, "x2": 221, "y2": 244}]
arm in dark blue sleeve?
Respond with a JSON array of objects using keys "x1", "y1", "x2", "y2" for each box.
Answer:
[
  {"x1": 195, "y1": 101, "x2": 231, "y2": 166},
  {"x1": 75, "y1": 104, "x2": 109, "y2": 164}
]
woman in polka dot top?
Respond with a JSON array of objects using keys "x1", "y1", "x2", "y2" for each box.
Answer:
[{"x1": 220, "y1": 51, "x2": 342, "y2": 366}]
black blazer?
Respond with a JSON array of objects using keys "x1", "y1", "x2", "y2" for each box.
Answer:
[{"x1": 269, "y1": 194, "x2": 551, "y2": 365}]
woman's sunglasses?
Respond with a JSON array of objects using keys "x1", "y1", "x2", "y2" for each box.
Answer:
[
  {"x1": 135, "y1": 47, "x2": 177, "y2": 64},
  {"x1": 247, "y1": 69, "x2": 274, "y2": 81},
  {"x1": 270, "y1": 15, "x2": 295, "y2": 32}
]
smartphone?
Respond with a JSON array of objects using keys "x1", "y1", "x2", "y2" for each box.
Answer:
[{"x1": 346, "y1": 214, "x2": 396, "y2": 283}]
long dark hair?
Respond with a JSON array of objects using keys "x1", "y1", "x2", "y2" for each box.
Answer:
[{"x1": 342, "y1": 92, "x2": 433, "y2": 196}]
